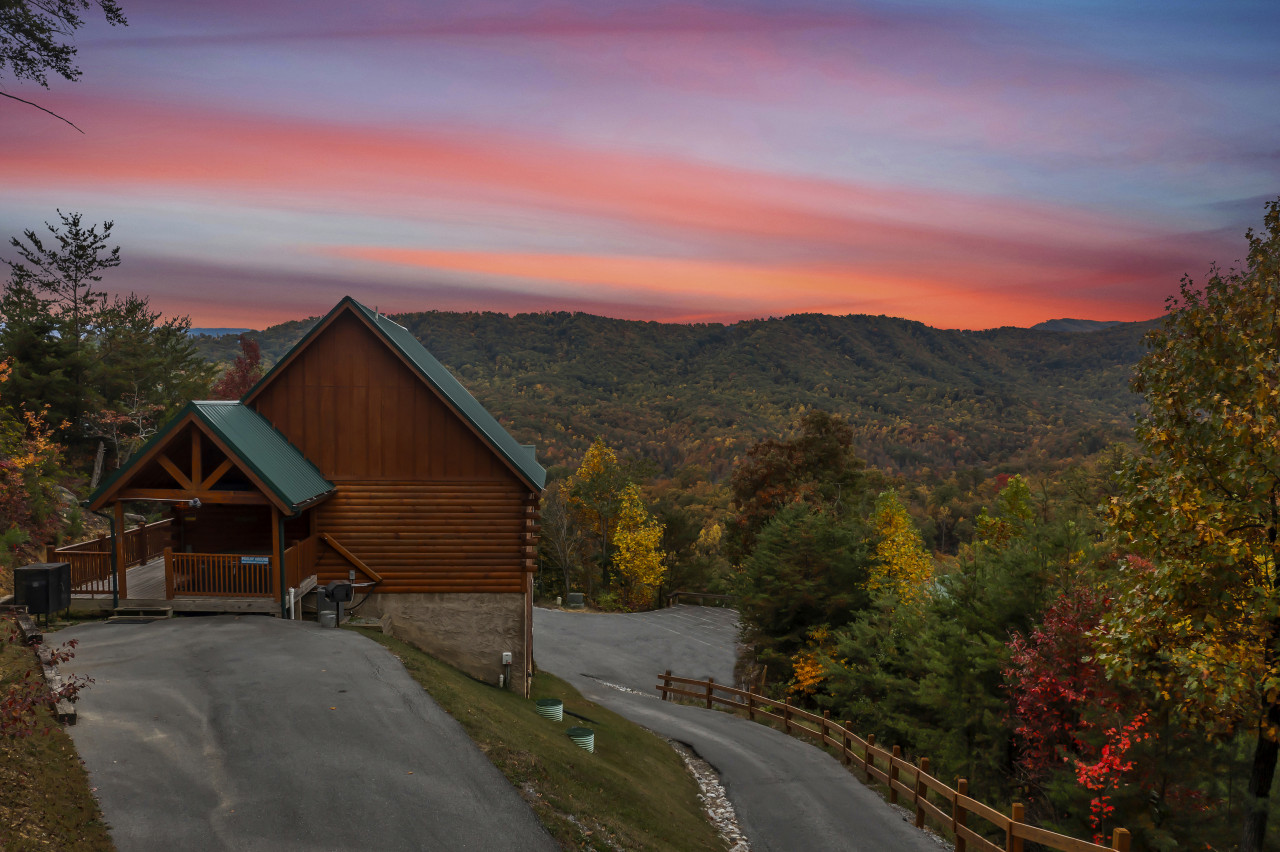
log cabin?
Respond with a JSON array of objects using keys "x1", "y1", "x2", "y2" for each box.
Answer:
[{"x1": 77, "y1": 297, "x2": 545, "y2": 694}]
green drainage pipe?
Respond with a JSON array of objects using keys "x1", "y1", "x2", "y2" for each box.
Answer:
[
  {"x1": 566, "y1": 726, "x2": 595, "y2": 753},
  {"x1": 535, "y1": 699, "x2": 563, "y2": 721}
]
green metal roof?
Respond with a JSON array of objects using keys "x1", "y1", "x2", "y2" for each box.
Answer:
[
  {"x1": 88, "y1": 401, "x2": 334, "y2": 514},
  {"x1": 191, "y1": 401, "x2": 334, "y2": 510},
  {"x1": 348, "y1": 300, "x2": 546, "y2": 489}
]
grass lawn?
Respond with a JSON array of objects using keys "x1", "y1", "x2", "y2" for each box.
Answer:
[
  {"x1": 351, "y1": 627, "x2": 727, "y2": 852},
  {"x1": 0, "y1": 622, "x2": 113, "y2": 852}
]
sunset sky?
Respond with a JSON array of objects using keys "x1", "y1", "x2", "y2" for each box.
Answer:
[{"x1": 2, "y1": 1, "x2": 1278, "y2": 329}]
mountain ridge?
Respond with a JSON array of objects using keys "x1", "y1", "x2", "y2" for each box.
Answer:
[{"x1": 192, "y1": 310, "x2": 1159, "y2": 479}]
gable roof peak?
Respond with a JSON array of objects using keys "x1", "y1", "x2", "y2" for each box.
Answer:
[{"x1": 247, "y1": 296, "x2": 546, "y2": 491}]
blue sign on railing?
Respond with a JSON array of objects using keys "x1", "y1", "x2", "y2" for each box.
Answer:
[{"x1": 240, "y1": 556, "x2": 270, "y2": 565}]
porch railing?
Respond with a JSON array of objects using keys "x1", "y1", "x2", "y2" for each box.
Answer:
[
  {"x1": 164, "y1": 549, "x2": 277, "y2": 599},
  {"x1": 51, "y1": 519, "x2": 174, "y2": 597},
  {"x1": 284, "y1": 535, "x2": 319, "y2": 590}
]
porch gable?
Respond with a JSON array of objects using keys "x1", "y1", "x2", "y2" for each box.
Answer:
[{"x1": 87, "y1": 401, "x2": 334, "y2": 515}]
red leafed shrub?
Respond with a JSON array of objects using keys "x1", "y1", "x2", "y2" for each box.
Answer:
[
  {"x1": 1, "y1": 617, "x2": 90, "y2": 739},
  {"x1": 1005, "y1": 584, "x2": 1121, "y2": 782}
]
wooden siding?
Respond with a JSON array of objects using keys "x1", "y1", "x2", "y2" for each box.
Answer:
[
  {"x1": 312, "y1": 483, "x2": 536, "y2": 593},
  {"x1": 252, "y1": 311, "x2": 518, "y2": 483}
]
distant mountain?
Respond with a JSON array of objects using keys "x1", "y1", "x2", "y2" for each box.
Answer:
[
  {"x1": 194, "y1": 311, "x2": 1158, "y2": 480},
  {"x1": 1032, "y1": 318, "x2": 1130, "y2": 333},
  {"x1": 189, "y1": 327, "x2": 251, "y2": 337}
]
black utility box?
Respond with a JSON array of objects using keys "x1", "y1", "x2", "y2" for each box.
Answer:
[
  {"x1": 324, "y1": 580, "x2": 354, "y2": 603},
  {"x1": 14, "y1": 562, "x2": 72, "y2": 615}
]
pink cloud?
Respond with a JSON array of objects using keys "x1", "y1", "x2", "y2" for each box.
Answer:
[{"x1": 3, "y1": 96, "x2": 1230, "y2": 327}]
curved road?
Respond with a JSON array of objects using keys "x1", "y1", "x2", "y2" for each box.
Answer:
[
  {"x1": 535, "y1": 605, "x2": 940, "y2": 852},
  {"x1": 62, "y1": 616, "x2": 556, "y2": 852}
]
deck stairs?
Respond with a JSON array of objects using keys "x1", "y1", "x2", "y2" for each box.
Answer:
[{"x1": 107, "y1": 605, "x2": 174, "y2": 624}]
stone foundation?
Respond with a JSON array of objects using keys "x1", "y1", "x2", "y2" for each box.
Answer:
[{"x1": 361, "y1": 592, "x2": 530, "y2": 695}]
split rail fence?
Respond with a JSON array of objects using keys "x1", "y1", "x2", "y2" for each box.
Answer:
[{"x1": 657, "y1": 672, "x2": 1130, "y2": 852}]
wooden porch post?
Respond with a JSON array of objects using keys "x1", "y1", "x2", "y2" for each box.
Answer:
[
  {"x1": 272, "y1": 505, "x2": 285, "y2": 617},
  {"x1": 113, "y1": 502, "x2": 128, "y2": 600}
]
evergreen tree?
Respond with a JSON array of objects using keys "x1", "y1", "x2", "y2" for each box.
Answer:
[
  {"x1": 0, "y1": 274, "x2": 76, "y2": 428},
  {"x1": 736, "y1": 502, "x2": 875, "y2": 688}
]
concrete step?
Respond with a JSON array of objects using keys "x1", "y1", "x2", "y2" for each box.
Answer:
[{"x1": 108, "y1": 606, "x2": 173, "y2": 623}]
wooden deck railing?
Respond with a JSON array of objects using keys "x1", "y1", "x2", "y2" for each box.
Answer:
[
  {"x1": 51, "y1": 519, "x2": 174, "y2": 597},
  {"x1": 284, "y1": 536, "x2": 319, "y2": 590},
  {"x1": 657, "y1": 673, "x2": 1131, "y2": 852},
  {"x1": 164, "y1": 549, "x2": 276, "y2": 599},
  {"x1": 65, "y1": 551, "x2": 114, "y2": 596}
]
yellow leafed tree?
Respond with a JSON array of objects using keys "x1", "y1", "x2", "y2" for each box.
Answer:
[
  {"x1": 612, "y1": 483, "x2": 666, "y2": 610},
  {"x1": 869, "y1": 489, "x2": 933, "y2": 606},
  {"x1": 566, "y1": 436, "x2": 626, "y2": 593}
]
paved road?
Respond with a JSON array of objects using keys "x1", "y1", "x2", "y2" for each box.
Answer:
[
  {"x1": 61, "y1": 616, "x2": 556, "y2": 852},
  {"x1": 535, "y1": 606, "x2": 940, "y2": 852}
]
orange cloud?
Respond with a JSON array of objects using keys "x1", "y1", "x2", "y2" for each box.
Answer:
[{"x1": 327, "y1": 247, "x2": 1152, "y2": 329}]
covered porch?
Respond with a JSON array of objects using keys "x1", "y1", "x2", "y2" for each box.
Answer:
[
  {"x1": 59, "y1": 537, "x2": 322, "y2": 615},
  {"x1": 73, "y1": 400, "x2": 336, "y2": 615}
]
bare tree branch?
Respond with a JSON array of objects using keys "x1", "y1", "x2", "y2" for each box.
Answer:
[{"x1": 0, "y1": 89, "x2": 82, "y2": 132}]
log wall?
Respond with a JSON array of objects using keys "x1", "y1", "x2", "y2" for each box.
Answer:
[{"x1": 312, "y1": 482, "x2": 537, "y2": 593}]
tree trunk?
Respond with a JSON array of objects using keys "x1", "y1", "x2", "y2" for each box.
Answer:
[
  {"x1": 1241, "y1": 700, "x2": 1280, "y2": 852},
  {"x1": 90, "y1": 441, "x2": 105, "y2": 490}
]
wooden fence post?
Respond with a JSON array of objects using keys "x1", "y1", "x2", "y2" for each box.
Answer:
[
  {"x1": 864, "y1": 733, "x2": 875, "y2": 782},
  {"x1": 45, "y1": 544, "x2": 57, "y2": 562},
  {"x1": 822, "y1": 710, "x2": 830, "y2": 747},
  {"x1": 890, "y1": 745, "x2": 901, "y2": 804},
  {"x1": 1008, "y1": 802, "x2": 1023, "y2": 852},
  {"x1": 747, "y1": 691, "x2": 755, "y2": 721},
  {"x1": 783, "y1": 697, "x2": 792, "y2": 734},
  {"x1": 1111, "y1": 828, "x2": 1131, "y2": 851},
  {"x1": 706, "y1": 677, "x2": 714, "y2": 709},
  {"x1": 915, "y1": 757, "x2": 930, "y2": 828},
  {"x1": 954, "y1": 778, "x2": 967, "y2": 852},
  {"x1": 842, "y1": 721, "x2": 852, "y2": 765},
  {"x1": 663, "y1": 670, "x2": 671, "y2": 701}
]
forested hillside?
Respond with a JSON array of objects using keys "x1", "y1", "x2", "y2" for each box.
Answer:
[{"x1": 194, "y1": 311, "x2": 1154, "y2": 479}]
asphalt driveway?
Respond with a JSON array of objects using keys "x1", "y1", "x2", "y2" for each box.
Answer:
[
  {"x1": 535, "y1": 605, "x2": 941, "y2": 852},
  {"x1": 61, "y1": 616, "x2": 556, "y2": 852}
]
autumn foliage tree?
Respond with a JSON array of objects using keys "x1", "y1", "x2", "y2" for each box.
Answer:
[
  {"x1": 1098, "y1": 197, "x2": 1280, "y2": 852},
  {"x1": 612, "y1": 482, "x2": 666, "y2": 610},
  {"x1": 0, "y1": 361, "x2": 63, "y2": 572},
  {"x1": 211, "y1": 333, "x2": 263, "y2": 399},
  {"x1": 869, "y1": 489, "x2": 933, "y2": 606},
  {"x1": 567, "y1": 436, "x2": 627, "y2": 592},
  {"x1": 728, "y1": 409, "x2": 876, "y2": 558}
]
